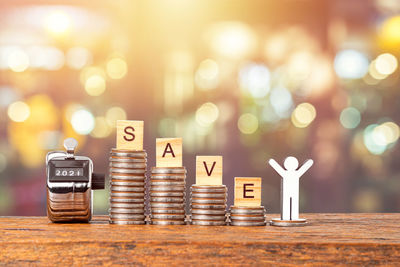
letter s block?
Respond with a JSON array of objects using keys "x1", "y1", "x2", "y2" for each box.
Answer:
[
  {"x1": 116, "y1": 120, "x2": 144, "y2": 150},
  {"x1": 156, "y1": 138, "x2": 182, "y2": 167},
  {"x1": 234, "y1": 177, "x2": 262, "y2": 207}
]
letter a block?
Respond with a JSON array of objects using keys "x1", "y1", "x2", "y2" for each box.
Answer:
[
  {"x1": 234, "y1": 177, "x2": 262, "y2": 207},
  {"x1": 116, "y1": 120, "x2": 144, "y2": 150},
  {"x1": 156, "y1": 138, "x2": 182, "y2": 167},
  {"x1": 196, "y1": 156, "x2": 222, "y2": 185}
]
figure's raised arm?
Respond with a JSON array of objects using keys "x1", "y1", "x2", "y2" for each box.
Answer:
[
  {"x1": 268, "y1": 159, "x2": 286, "y2": 178},
  {"x1": 297, "y1": 159, "x2": 314, "y2": 178}
]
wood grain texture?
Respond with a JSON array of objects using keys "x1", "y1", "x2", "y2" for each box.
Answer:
[
  {"x1": 116, "y1": 120, "x2": 144, "y2": 150},
  {"x1": 234, "y1": 177, "x2": 262, "y2": 207},
  {"x1": 196, "y1": 156, "x2": 223, "y2": 185},
  {"x1": 156, "y1": 138, "x2": 182, "y2": 167},
  {"x1": 1, "y1": 214, "x2": 400, "y2": 266}
]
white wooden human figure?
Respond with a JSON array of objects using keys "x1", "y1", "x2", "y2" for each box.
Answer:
[{"x1": 269, "y1": 157, "x2": 313, "y2": 221}]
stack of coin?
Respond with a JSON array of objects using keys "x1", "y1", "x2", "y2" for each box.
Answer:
[
  {"x1": 149, "y1": 167, "x2": 187, "y2": 225},
  {"x1": 108, "y1": 149, "x2": 147, "y2": 225},
  {"x1": 229, "y1": 206, "x2": 266, "y2": 226},
  {"x1": 190, "y1": 185, "x2": 227, "y2": 226}
]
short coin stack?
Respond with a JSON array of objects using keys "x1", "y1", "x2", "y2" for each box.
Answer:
[
  {"x1": 229, "y1": 206, "x2": 266, "y2": 226},
  {"x1": 108, "y1": 149, "x2": 147, "y2": 225},
  {"x1": 149, "y1": 167, "x2": 187, "y2": 225},
  {"x1": 190, "y1": 185, "x2": 227, "y2": 226}
]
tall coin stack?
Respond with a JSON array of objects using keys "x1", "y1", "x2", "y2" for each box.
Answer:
[
  {"x1": 229, "y1": 206, "x2": 266, "y2": 226},
  {"x1": 108, "y1": 149, "x2": 147, "y2": 225},
  {"x1": 190, "y1": 185, "x2": 227, "y2": 226},
  {"x1": 149, "y1": 167, "x2": 187, "y2": 225}
]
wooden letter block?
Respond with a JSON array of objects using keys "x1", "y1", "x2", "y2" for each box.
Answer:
[
  {"x1": 234, "y1": 177, "x2": 262, "y2": 207},
  {"x1": 196, "y1": 156, "x2": 222, "y2": 185},
  {"x1": 116, "y1": 120, "x2": 144, "y2": 150},
  {"x1": 156, "y1": 138, "x2": 182, "y2": 167}
]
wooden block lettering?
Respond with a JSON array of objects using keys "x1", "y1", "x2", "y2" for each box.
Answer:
[
  {"x1": 116, "y1": 120, "x2": 144, "y2": 150},
  {"x1": 196, "y1": 156, "x2": 222, "y2": 185},
  {"x1": 156, "y1": 138, "x2": 182, "y2": 167},
  {"x1": 234, "y1": 177, "x2": 262, "y2": 207}
]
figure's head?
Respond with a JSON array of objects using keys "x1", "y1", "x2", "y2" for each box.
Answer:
[{"x1": 284, "y1": 156, "x2": 299, "y2": 170}]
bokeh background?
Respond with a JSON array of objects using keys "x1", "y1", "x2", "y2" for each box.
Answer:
[{"x1": 0, "y1": 0, "x2": 400, "y2": 216}]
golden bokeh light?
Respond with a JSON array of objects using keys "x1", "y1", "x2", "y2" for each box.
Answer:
[
  {"x1": 66, "y1": 47, "x2": 92, "y2": 70},
  {"x1": 195, "y1": 59, "x2": 219, "y2": 90},
  {"x1": 291, "y1": 103, "x2": 316, "y2": 128},
  {"x1": 207, "y1": 22, "x2": 257, "y2": 60},
  {"x1": 8, "y1": 49, "x2": 29, "y2": 72},
  {"x1": 238, "y1": 113, "x2": 259, "y2": 134},
  {"x1": 369, "y1": 60, "x2": 388, "y2": 80},
  {"x1": 375, "y1": 53, "x2": 398, "y2": 75},
  {"x1": 380, "y1": 16, "x2": 400, "y2": 49},
  {"x1": 7, "y1": 101, "x2": 30, "y2": 122},
  {"x1": 91, "y1": 117, "x2": 112, "y2": 138},
  {"x1": 195, "y1": 102, "x2": 219, "y2": 126},
  {"x1": 105, "y1": 106, "x2": 127, "y2": 127},
  {"x1": 106, "y1": 57, "x2": 128, "y2": 79},
  {"x1": 80, "y1": 66, "x2": 106, "y2": 84},
  {"x1": 44, "y1": 11, "x2": 71, "y2": 36},
  {"x1": 85, "y1": 75, "x2": 106, "y2": 96},
  {"x1": 372, "y1": 122, "x2": 400, "y2": 146}
]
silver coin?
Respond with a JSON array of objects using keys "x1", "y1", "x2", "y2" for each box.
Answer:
[
  {"x1": 150, "y1": 197, "x2": 185, "y2": 203},
  {"x1": 150, "y1": 176, "x2": 186, "y2": 181},
  {"x1": 190, "y1": 204, "x2": 226, "y2": 209},
  {"x1": 109, "y1": 220, "x2": 146, "y2": 225},
  {"x1": 151, "y1": 167, "x2": 186, "y2": 174},
  {"x1": 230, "y1": 215, "x2": 265, "y2": 221},
  {"x1": 110, "y1": 186, "x2": 145, "y2": 192},
  {"x1": 110, "y1": 168, "x2": 146, "y2": 174},
  {"x1": 109, "y1": 157, "x2": 147, "y2": 163},
  {"x1": 110, "y1": 162, "x2": 147, "y2": 169},
  {"x1": 191, "y1": 214, "x2": 226, "y2": 220},
  {"x1": 109, "y1": 174, "x2": 146, "y2": 181},
  {"x1": 191, "y1": 198, "x2": 226, "y2": 204},
  {"x1": 190, "y1": 193, "x2": 226, "y2": 198},
  {"x1": 109, "y1": 214, "x2": 146, "y2": 220},
  {"x1": 150, "y1": 203, "x2": 185, "y2": 208},
  {"x1": 230, "y1": 205, "x2": 265, "y2": 210},
  {"x1": 191, "y1": 220, "x2": 226, "y2": 226},
  {"x1": 109, "y1": 208, "x2": 145, "y2": 214},
  {"x1": 149, "y1": 186, "x2": 185, "y2": 192},
  {"x1": 110, "y1": 203, "x2": 145, "y2": 208},
  {"x1": 110, "y1": 181, "x2": 146, "y2": 187},
  {"x1": 151, "y1": 214, "x2": 186, "y2": 220},
  {"x1": 109, "y1": 198, "x2": 145, "y2": 203},
  {"x1": 230, "y1": 221, "x2": 266, "y2": 226},
  {"x1": 110, "y1": 192, "x2": 145, "y2": 197},
  {"x1": 150, "y1": 191, "x2": 185, "y2": 197},
  {"x1": 110, "y1": 150, "x2": 147, "y2": 158},
  {"x1": 190, "y1": 209, "x2": 226, "y2": 215},
  {"x1": 230, "y1": 209, "x2": 265, "y2": 215},
  {"x1": 150, "y1": 181, "x2": 186, "y2": 186},
  {"x1": 191, "y1": 185, "x2": 226, "y2": 193},
  {"x1": 150, "y1": 209, "x2": 185, "y2": 214},
  {"x1": 151, "y1": 220, "x2": 185, "y2": 225},
  {"x1": 270, "y1": 218, "x2": 307, "y2": 227},
  {"x1": 150, "y1": 174, "x2": 186, "y2": 178}
]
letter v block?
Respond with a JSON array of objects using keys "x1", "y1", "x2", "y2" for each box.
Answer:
[
  {"x1": 156, "y1": 138, "x2": 182, "y2": 167},
  {"x1": 116, "y1": 120, "x2": 144, "y2": 150},
  {"x1": 196, "y1": 156, "x2": 222, "y2": 185},
  {"x1": 234, "y1": 177, "x2": 262, "y2": 207}
]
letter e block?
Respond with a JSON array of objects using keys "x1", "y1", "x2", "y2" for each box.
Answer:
[
  {"x1": 196, "y1": 156, "x2": 222, "y2": 185},
  {"x1": 156, "y1": 138, "x2": 182, "y2": 167},
  {"x1": 116, "y1": 120, "x2": 144, "y2": 150},
  {"x1": 234, "y1": 177, "x2": 261, "y2": 207}
]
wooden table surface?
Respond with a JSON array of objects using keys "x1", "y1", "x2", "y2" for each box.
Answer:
[{"x1": 1, "y1": 214, "x2": 399, "y2": 266}]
